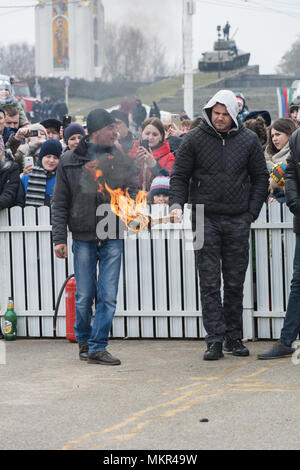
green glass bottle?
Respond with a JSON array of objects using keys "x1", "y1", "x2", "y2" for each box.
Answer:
[{"x1": 4, "y1": 297, "x2": 17, "y2": 341}]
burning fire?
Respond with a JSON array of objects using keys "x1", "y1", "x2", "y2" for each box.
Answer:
[
  {"x1": 85, "y1": 159, "x2": 149, "y2": 232},
  {"x1": 85, "y1": 160, "x2": 105, "y2": 194},
  {"x1": 105, "y1": 184, "x2": 149, "y2": 232}
]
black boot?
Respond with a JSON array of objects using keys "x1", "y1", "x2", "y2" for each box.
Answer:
[
  {"x1": 79, "y1": 343, "x2": 89, "y2": 361},
  {"x1": 203, "y1": 342, "x2": 224, "y2": 361},
  {"x1": 223, "y1": 338, "x2": 249, "y2": 356}
]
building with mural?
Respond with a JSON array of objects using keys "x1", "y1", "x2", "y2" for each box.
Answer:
[{"x1": 35, "y1": 0, "x2": 105, "y2": 81}]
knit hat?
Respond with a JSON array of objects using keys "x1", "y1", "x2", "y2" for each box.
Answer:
[
  {"x1": 290, "y1": 102, "x2": 299, "y2": 113},
  {"x1": 270, "y1": 161, "x2": 287, "y2": 187},
  {"x1": 0, "y1": 78, "x2": 13, "y2": 104},
  {"x1": 63, "y1": 123, "x2": 85, "y2": 144},
  {"x1": 38, "y1": 139, "x2": 62, "y2": 164},
  {"x1": 150, "y1": 169, "x2": 170, "y2": 197},
  {"x1": 86, "y1": 108, "x2": 116, "y2": 135},
  {"x1": 110, "y1": 110, "x2": 129, "y2": 128}
]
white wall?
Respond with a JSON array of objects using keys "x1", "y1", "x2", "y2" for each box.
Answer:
[{"x1": 35, "y1": 0, "x2": 105, "y2": 81}]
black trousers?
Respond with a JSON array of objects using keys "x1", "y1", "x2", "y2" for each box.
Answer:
[{"x1": 195, "y1": 212, "x2": 251, "y2": 344}]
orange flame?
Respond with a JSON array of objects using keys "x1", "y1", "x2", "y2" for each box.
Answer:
[
  {"x1": 85, "y1": 161, "x2": 105, "y2": 194},
  {"x1": 104, "y1": 183, "x2": 149, "y2": 232},
  {"x1": 85, "y1": 159, "x2": 149, "y2": 231}
]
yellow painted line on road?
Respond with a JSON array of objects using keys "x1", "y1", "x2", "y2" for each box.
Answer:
[
  {"x1": 62, "y1": 383, "x2": 211, "y2": 450},
  {"x1": 227, "y1": 385, "x2": 300, "y2": 393},
  {"x1": 61, "y1": 357, "x2": 295, "y2": 450},
  {"x1": 91, "y1": 388, "x2": 224, "y2": 450},
  {"x1": 162, "y1": 381, "x2": 211, "y2": 395},
  {"x1": 234, "y1": 358, "x2": 289, "y2": 381}
]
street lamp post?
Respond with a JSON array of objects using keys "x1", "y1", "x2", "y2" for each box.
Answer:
[
  {"x1": 182, "y1": 0, "x2": 195, "y2": 119},
  {"x1": 217, "y1": 25, "x2": 221, "y2": 79}
]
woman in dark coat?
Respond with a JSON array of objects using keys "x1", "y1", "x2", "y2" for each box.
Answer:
[{"x1": 149, "y1": 101, "x2": 161, "y2": 119}]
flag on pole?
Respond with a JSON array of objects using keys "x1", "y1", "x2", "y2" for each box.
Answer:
[{"x1": 277, "y1": 87, "x2": 294, "y2": 117}]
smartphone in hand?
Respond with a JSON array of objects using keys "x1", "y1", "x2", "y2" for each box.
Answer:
[
  {"x1": 140, "y1": 139, "x2": 150, "y2": 151},
  {"x1": 24, "y1": 156, "x2": 34, "y2": 167}
]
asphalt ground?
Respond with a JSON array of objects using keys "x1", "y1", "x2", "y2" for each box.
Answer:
[{"x1": 1, "y1": 338, "x2": 300, "y2": 452}]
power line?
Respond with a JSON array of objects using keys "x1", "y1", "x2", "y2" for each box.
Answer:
[{"x1": 198, "y1": 0, "x2": 300, "y2": 19}]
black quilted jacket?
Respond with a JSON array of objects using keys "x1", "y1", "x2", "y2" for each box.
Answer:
[
  {"x1": 285, "y1": 127, "x2": 300, "y2": 233},
  {"x1": 169, "y1": 118, "x2": 269, "y2": 220}
]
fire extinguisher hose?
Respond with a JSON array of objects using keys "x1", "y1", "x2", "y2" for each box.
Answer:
[{"x1": 53, "y1": 273, "x2": 75, "y2": 337}]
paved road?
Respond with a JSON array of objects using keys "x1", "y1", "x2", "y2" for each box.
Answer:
[{"x1": 1, "y1": 338, "x2": 299, "y2": 450}]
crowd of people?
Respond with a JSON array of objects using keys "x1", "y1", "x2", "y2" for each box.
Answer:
[
  {"x1": 1, "y1": 80, "x2": 300, "y2": 365},
  {"x1": 31, "y1": 96, "x2": 69, "y2": 123},
  {"x1": 0, "y1": 88, "x2": 201, "y2": 214}
]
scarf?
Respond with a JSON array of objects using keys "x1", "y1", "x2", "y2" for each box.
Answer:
[
  {"x1": 264, "y1": 142, "x2": 291, "y2": 171},
  {"x1": 25, "y1": 167, "x2": 55, "y2": 207}
]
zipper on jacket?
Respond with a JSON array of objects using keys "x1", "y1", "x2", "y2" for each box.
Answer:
[{"x1": 219, "y1": 135, "x2": 226, "y2": 172}]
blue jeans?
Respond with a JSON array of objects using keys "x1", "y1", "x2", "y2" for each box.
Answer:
[
  {"x1": 72, "y1": 239, "x2": 123, "y2": 353},
  {"x1": 280, "y1": 234, "x2": 300, "y2": 346}
]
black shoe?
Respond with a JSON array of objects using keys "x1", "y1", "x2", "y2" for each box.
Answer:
[
  {"x1": 257, "y1": 342, "x2": 295, "y2": 360},
  {"x1": 203, "y1": 342, "x2": 224, "y2": 361},
  {"x1": 79, "y1": 343, "x2": 89, "y2": 361},
  {"x1": 224, "y1": 338, "x2": 249, "y2": 356},
  {"x1": 87, "y1": 350, "x2": 121, "y2": 366}
]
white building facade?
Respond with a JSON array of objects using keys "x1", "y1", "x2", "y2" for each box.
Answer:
[{"x1": 35, "y1": 0, "x2": 105, "y2": 81}]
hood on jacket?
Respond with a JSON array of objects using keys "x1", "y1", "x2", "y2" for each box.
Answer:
[
  {"x1": 236, "y1": 92, "x2": 249, "y2": 122},
  {"x1": 202, "y1": 89, "x2": 239, "y2": 131}
]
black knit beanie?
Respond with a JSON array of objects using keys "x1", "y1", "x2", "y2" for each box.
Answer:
[
  {"x1": 87, "y1": 108, "x2": 116, "y2": 135},
  {"x1": 38, "y1": 139, "x2": 62, "y2": 164}
]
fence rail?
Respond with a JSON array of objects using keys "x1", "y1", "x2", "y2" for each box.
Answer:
[{"x1": 0, "y1": 203, "x2": 295, "y2": 340}]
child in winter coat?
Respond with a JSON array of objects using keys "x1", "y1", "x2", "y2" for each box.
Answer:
[{"x1": 0, "y1": 78, "x2": 29, "y2": 127}]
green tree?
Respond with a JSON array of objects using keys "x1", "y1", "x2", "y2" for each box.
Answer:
[{"x1": 277, "y1": 35, "x2": 300, "y2": 75}]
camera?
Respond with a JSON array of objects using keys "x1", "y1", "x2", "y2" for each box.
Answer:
[
  {"x1": 28, "y1": 130, "x2": 38, "y2": 137},
  {"x1": 140, "y1": 139, "x2": 150, "y2": 151}
]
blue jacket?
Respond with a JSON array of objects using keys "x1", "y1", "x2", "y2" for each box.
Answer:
[{"x1": 2, "y1": 126, "x2": 16, "y2": 144}]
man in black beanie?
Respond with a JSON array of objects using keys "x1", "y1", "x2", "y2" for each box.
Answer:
[{"x1": 52, "y1": 108, "x2": 139, "y2": 365}]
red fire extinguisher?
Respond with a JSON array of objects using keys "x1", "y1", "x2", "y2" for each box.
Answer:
[
  {"x1": 65, "y1": 277, "x2": 77, "y2": 343},
  {"x1": 53, "y1": 274, "x2": 77, "y2": 342}
]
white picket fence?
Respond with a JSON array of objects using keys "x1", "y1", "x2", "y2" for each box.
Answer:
[{"x1": 0, "y1": 203, "x2": 295, "y2": 340}]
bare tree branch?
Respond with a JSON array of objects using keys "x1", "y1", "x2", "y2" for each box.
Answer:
[
  {"x1": 0, "y1": 43, "x2": 35, "y2": 78},
  {"x1": 103, "y1": 23, "x2": 169, "y2": 82},
  {"x1": 277, "y1": 35, "x2": 300, "y2": 75}
]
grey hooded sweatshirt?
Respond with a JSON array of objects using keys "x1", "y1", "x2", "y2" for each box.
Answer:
[
  {"x1": 202, "y1": 89, "x2": 239, "y2": 131},
  {"x1": 169, "y1": 89, "x2": 269, "y2": 219}
]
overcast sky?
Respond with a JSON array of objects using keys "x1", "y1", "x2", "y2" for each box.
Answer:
[{"x1": 0, "y1": 0, "x2": 300, "y2": 74}]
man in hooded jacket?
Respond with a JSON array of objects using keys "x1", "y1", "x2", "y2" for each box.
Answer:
[{"x1": 169, "y1": 89, "x2": 269, "y2": 361}]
